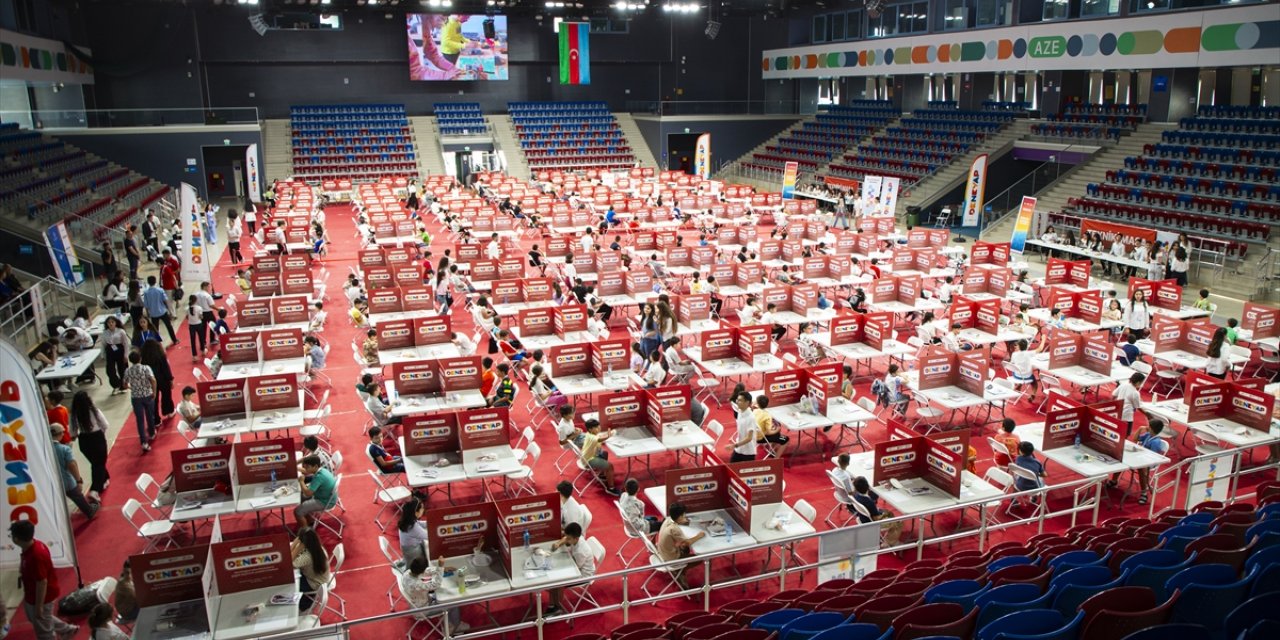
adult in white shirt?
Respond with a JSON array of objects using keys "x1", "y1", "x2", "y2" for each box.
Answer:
[
  {"x1": 728, "y1": 392, "x2": 761, "y2": 462},
  {"x1": 831, "y1": 453, "x2": 856, "y2": 494},
  {"x1": 558, "y1": 481, "x2": 588, "y2": 532},
  {"x1": 486, "y1": 233, "x2": 502, "y2": 260},
  {"x1": 1110, "y1": 371, "x2": 1146, "y2": 436},
  {"x1": 580, "y1": 229, "x2": 594, "y2": 253},
  {"x1": 451, "y1": 331, "x2": 476, "y2": 356},
  {"x1": 618, "y1": 479, "x2": 660, "y2": 534},
  {"x1": 661, "y1": 338, "x2": 695, "y2": 379},
  {"x1": 936, "y1": 277, "x2": 954, "y2": 304},
  {"x1": 1128, "y1": 242, "x2": 1148, "y2": 279},
  {"x1": 545, "y1": 521, "x2": 596, "y2": 615},
  {"x1": 273, "y1": 221, "x2": 289, "y2": 254},
  {"x1": 739, "y1": 297, "x2": 761, "y2": 326}
]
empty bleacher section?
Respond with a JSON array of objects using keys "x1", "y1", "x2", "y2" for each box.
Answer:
[
  {"x1": 579, "y1": 494, "x2": 1280, "y2": 640},
  {"x1": 740, "y1": 100, "x2": 897, "y2": 178},
  {"x1": 1044, "y1": 105, "x2": 1280, "y2": 259},
  {"x1": 509, "y1": 101, "x2": 635, "y2": 171},
  {"x1": 1033, "y1": 103, "x2": 1148, "y2": 142},
  {"x1": 290, "y1": 104, "x2": 418, "y2": 181},
  {"x1": 0, "y1": 122, "x2": 172, "y2": 243},
  {"x1": 828, "y1": 102, "x2": 1017, "y2": 188},
  {"x1": 434, "y1": 103, "x2": 487, "y2": 136}
]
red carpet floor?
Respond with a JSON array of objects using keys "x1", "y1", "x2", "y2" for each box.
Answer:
[{"x1": 35, "y1": 195, "x2": 1269, "y2": 640}]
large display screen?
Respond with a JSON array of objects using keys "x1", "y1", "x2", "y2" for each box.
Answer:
[{"x1": 407, "y1": 14, "x2": 508, "y2": 81}]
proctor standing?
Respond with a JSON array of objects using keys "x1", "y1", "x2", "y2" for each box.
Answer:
[{"x1": 11, "y1": 520, "x2": 79, "y2": 639}]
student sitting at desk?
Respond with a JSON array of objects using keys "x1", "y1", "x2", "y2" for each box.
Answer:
[
  {"x1": 658, "y1": 502, "x2": 706, "y2": 589},
  {"x1": 754, "y1": 396, "x2": 791, "y2": 461},
  {"x1": 360, "y1": 329, "x2": 380, "y2": 365},
  {"x1": 367, "y1": 426, "x2": 405, "y2": 474},
  {"x1": 1046, "y1": 308, "x2": 1066, "y2": 330},
  {"x1": 557, "y1": 480, "x2": 588, "y2": 531},
  {"x1": 488, "y1": 363, "x2": 517, "y2": 407},
  {"x1": 936, "y1": 276, "x2": 955, "y2": 304},
  {"x1": 349, "y1": 300, "x2": 369, "y2": 328},
  {"x1": 877, "y1": 364, "x2": 909, "y2": 415},
  {"x1": 941, "y1": 323, "x2": 973, "y2": 353},
  {"x1": 851, "y1": 477, "x2": 903, "y2": 547},
  {"x1": 1012, "y1": 441, "x2": 1047, "y2": 495},
  {"x1": 529, "y1": 365, "x2": 568, "y2": 409},
  {"x1": 304, "y1": 336, "x2": 326, "y2": 377},
  {"x1": 1008, "y1": 339, "x2": 1042, "y2": 403},
  {"x1": 450, "y1": 331, "x2": 476, "y2": 357},
  {"x1": 290, "y1": 527, "x2": 331, "y2": 612},
  {"x1": 642, "y1": 350, "x2": 667, "y2": 388},
  {"x1": 662, "y1": 338, "x2": 695, "y2": 380},
  {"x1": 397, "y1": 499, "x2": 430, "y2": 564},
  {"x1": 400, "y1": 557, "x2": 469, "y2": 633},
  {"x1": 496, "y1": 329, "x2": 527, "y2": 363},
  {"x1": 866, "y1": 259, "x2": 882, "y2": 279},
  {"x1": 298, "y1": 436, "x2": 333, "y2": 473},
  {"x1": 308, "y1": 302, "x2": 327, "y2": 333},
  {"x1": 544, "y1": 522, "x2": 597, "y2": 616},
  {"x1": 705, "y1": 276, "x2": 724, "y2": 316},
  {"x1": 620, "y1": 477, "x2": 661, "y2": 535},
  {"x1": 177, "y1": 385, "x2": 202, "y2": 431},
  {"x1": 580, "y1": 420, "x2": 621, "y2": 496},
  {"x1": 1193, "y1": 288, "x2": 1214, "y2": 312},
  {"x1": 1117, "y1": 334, "x2": 1142, "y2": 367},
  {"x1": 761, "y1": 303, "x2": 788, "y2": 342},
  {"x1": 296, "y1": 455, "x2": 338, "y2": 529}
]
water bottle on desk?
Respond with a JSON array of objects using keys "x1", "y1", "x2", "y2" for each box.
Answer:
[
  {"x1": 1074, "y1": 434, "x2": 1081, "y2": 450},
  {"x1": 523, "y1": 529, "x2": 531, "y2": 553},
  {"x1": 726, "y1": 523, "x2": 732, "y2": 543},
  {"x1": 270, "y1": 470, "x2": 278, "y2": 490}
]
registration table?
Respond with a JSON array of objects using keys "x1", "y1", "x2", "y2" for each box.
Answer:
[{"x1": 35, "y1": 349, "x2": 101, "y2": 383}]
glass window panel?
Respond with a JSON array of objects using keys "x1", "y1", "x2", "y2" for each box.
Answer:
[
  {"x1": 813, "y1": 15, "x2": 827, "y2": 43},
  {"x1": 830, "y1": 12, "x2": 846, "y2": 41}
]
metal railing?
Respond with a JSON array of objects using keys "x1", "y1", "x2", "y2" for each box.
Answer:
[
  {"x1": 0, "y1": 107, "x2": 261, "y2": 129},
  {"x1": 0, "y1": 276, "x2": 100, "y2": 350},
  {"x1": 1149, "y1": 438, "x2": 1280, "y2": 518},
  {"x1": 626, "y1": 101, "x2": 819, "y2": 116},
  {"x1": 980, "y1": 144, "x2": 1093, "y2": 236},
  {"x1": 262, "y1": 474, "x2": 1111, "y2": 640}
]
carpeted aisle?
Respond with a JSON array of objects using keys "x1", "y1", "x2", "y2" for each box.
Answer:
[{"x1": 50, "y1": 194, "x2": 1265, "y2": 640}]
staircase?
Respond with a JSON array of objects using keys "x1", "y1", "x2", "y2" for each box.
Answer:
[
  {"x1": 408, "y1": 116, "x2": 448, "y2": 177},
  {"x1": 898, "y1": 119, "x2": 1034, "y2": 214},
  {"x1": 488, "y1": 115, "x2": 530, "y2": 180},
  {"x1": 981, "y1": 123, "x2": 1173, "y2": 242},
  {"x1": 261, "y1": 118, "x2": 293, "y2": 184},
  {"x1": 614, "y1": 113, "x2": 659, "y2": 170}
]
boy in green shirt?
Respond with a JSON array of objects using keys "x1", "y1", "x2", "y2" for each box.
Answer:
[{"x1": 295, "y1": 455, "x2": 337, "y2": 528}]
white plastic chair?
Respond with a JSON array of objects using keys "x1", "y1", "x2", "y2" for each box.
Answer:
[
  {"x1": 313, "y1": 474, "x2": 347, "y2": 537},
  {"x1": 614, "y1": 500, "x2": 649, "y2": 568},
  {"x1": 366, "y1": 470, "x2": 412, "y2": 532},
  {"x1": 176, "y1": 420, "x2": 213, "y2": 448},
  {"x1": 134, "y1": 472, "x2": 171, "y2": 516},
  {"x1": 122, "y1": 498, "x2": 177, "y2": 552},
  {"x1": 378, "y1": 536, "x2": 408, "y2": 611},
  {"x1": 506, "y1": 441, "x2": 540, "y2": 497},
  {"x1": 563, "y1": 537, "x2": 606, "y2": 612}
]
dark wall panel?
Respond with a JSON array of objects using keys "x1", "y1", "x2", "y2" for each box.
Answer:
[
  {"x1": 57, "y1": 129, "x2": 263, "y2": 199},
  {"x1": 1168, "y1": 67, "x2": 1200, "y2": 122},
  {"x1": 634, "y1": 117, "x2": 801, "y2": 173},
  {"x1": 78, "y1": 5, "x2": 790, "y2": 118}
]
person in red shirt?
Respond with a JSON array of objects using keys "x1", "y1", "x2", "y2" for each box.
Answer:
[
  {"x1": 479, "y1": 356, "x2": 496, "y2": 397},
  {"x1": 12, "y1": 520, "x2": 78, "y2": 638},
  {"x1": 160, "y1": 251, "x2": 181, "y2": 302},
  {"x1": 44, "y1": 390, "x2": 70, "y2": 445}
]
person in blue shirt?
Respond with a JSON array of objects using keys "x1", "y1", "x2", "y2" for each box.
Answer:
[
  {"x1": 604, "y1": 206, "x2": 618, "y2": 226},
  {"x1": 850, "y1": 476, "x2": 902, "y2": 546},
  {"x1": 1117, "y1": 333, "x2": 1142, "y2": 367},
  {"x1": 140, "y1": 276, "x2": 178, "y2": 344},
  {"x1": 1134, "y1": 419, "x2": 1170, "y2": 505},
  {"x1": 305, "y1": 336, "x2": 326, "y2": 375},
  {"x1": 1012, "y1": 441, "x2": 1046, "y2": 494}
]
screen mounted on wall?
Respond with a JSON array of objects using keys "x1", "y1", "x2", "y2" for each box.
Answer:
[{"x1": 407, "y1": 14, "x2": 508, "y2": 81}]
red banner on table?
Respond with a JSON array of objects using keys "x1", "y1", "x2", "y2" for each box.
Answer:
[
  {"x1": 497, "y1": 258, "x2": 523, "y2": 280},
  {"x1": 211, "y1": 534, "x2": 294, "y2": 595},
  {"x1": 781, "y1": 241, "x2": 805, "y2": 264},
  {"x1": 171, "y1": 444, "x2": 232, "y2": 493},
  {"x1": 246, "y1": 375, "x2": 298, "y2": 413},
  {"x1": 729, "y1": 458, "x2": 783, "y2": 506},
  {"x1": 762, "y1": 369, "x2": 806, "y2": 407},
  {"x1": 897, "y1": 275, "x2": 921, "y2": 306},
  {"x1": 251, "y1": 271, "x2": 280, "y2": 298},
  {"x1": 456, "y1": 243, "x2": 482, "y2": 265},
  {"x1": 390, "y1": 360, "x2": 440, "y2": 395},
  {"x1": 805, "y1": 365, "x2": 839, "y2": 414},
  {"x1": 1081, "y1": 332, "x2": 1114, "y2": 375},
  {"x1": 253, "y1": 254, "x2": 281, "y2": 273},
  {"x1": 790, "y1": 284, "x2": 818, "y2": 315},
  {"x1": 708, "y1": 263, "x2": 735, "y2": 289},
  {"x1": 1127, "y1": 278, "x2": 1182, "y2": 311},
  {"x1": 367, "y1": 287, "x2": 402, "y2": 316},
  {"x1": 376, "y1": 319, "x2": 414, "y2": 350},
  {"x1": 1185, "y1": 374, "x2": 1274, "y2": 432},
  {"x1": 626, "y1": 271, "x2": 653, "y2": 297},
  {"x1": 260, "y1": 327, "x2": 302, "y2": 362},
  {"x1": 270, "y1": 295, "x2": 310, "y2": 325},
  {"x1": 414, "y1": 316, "x2": 451, "y2": 346},
  {"x1": 494, "y1": 492, "x2": 562, "y2": 551},
  {"x1": 1045, "y1": 258, "x2": 1090, "y2": 287},
  {"x1": 597, "y1": 270, "x2": 625, "y2": 297},
  {"x1": 385, "y1": 247, "x2": 414, "y2": 266},
  {"x1": 403, "y1": 413, "x2": 460, "y2": 456},
  {"x1": 737, "y1": 325, "x2": 771, "y2": 363},
  {"x1": 239, "y1": 298, "x2": 271, "y2": 327},
  {"x1": 458, "y1": 406, "x2": 509, "y2": 450},
  {"x1": 803, "y1": 257, "x2": 827, "y2": 281},
  {"x1": 724, "y1": 473, "x2": 752, "y2": 533},
  {"x1": 954, "y1": 349, "x2": 987, "y2": 396},
  {"x1": 665, "y1": 466, "x2": 728, "y2": 514},
  {"x1": 917, "y1": 346, "x2": 955, "y2": 390},
  {"x1": 829, "y1": 313, "x2": 865, "y2": 346},
  {"x1": 281, "y1": 252, "x2": 310, "y2": 271},
  {"x1": 198, "y1": 380, "x2": 246, "y2": 419},
  {"x1": 891, "y1": 249, "x2": 915, "y2": 273},
  {"x1": 471, "y1": 259, "x2": 499, "y2": 282},
  {"x1": 863, "y1": 313, "x2": 891, "y2": 351},
  {"x1": 402, "y1": 286, "x2": 435, "y2": 312},
  {"x1": 518, "y1": 308, "x2": 554, "y2": 337},
  {"x1": 522, "y1": 277, "x2": 553, "y2": 303},
  {"x1": 646, "y1": 385, "x2": 692, "y2": 430},
  {"x1": 922, "y1": 437, "x2": 963, "y2": 498},
  {"x1": 364, "y1": 266, "x2": 394, "y2": 290},
  {"x1": 598, "y1": 390, "x2": 647, "y2": 431},
  {"x1": 590, "y1": 338, "x2": 630, "y2": 378},
  {"x1": 914, "y1": 249, "x2": 938, "y2": 274},
  {"x1": 219, "y1": 332, "x2": 259, "y2": 364},
  {"x1": 424, "y1": 502, "x2": 499, "y2": 561},
  {"x1": 666, "y1": 247, "x2": 692, "y2": 268},
  {"x1": 759, "y1": 240, "x2": 781, "y2": 264},
  {"x1": 545, "y1": 236, "x2": 571, "y2": 259},
  {"x1": 869, "y1": 278, "x2": 897, "y2": 304},
  {"x1": 280, "y1": 268, "x2": 312, "y2": 296},
  {"x1": 735, "y1": 263, "x2": 762, "y2": 289},
  {"x1": 439, "y1": 356, "x2": 482, "y2": 391},
  {"x1": 700, "y1": 328, "x2": 736, "y2": 361},
  {"x1": 1150, "y1": 315, "x2": 1184, "y2": 354},
  {"x1": 233, "y1": 438, "x2": 296, "y2": 485},
  {"x1": 970, "y1": 241, "x2": 1011, "y2": 266},
  {"x1": 491, "y1": 280, "x2": 521, "y2": 304},
  {"x1": 873, "y1": 438, "x2": 919, "y2": 485},
  {"x1": 130, "y1": 546, "x2": 210, "y2": 608},
  {"x1": 550, "y1": 344, "x2": 592, "y2": 377},
  {"x1": 1242, "y1": 302, "x2": 1280, "y2": 340},
  {"x1": 677, "y1": 294, "x2": 712, "y2": 325},
  {"x1": 554, "y1": 304, "x2": 588, "y2": 337}
]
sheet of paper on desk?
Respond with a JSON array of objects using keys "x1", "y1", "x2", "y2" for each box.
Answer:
[
  {"x1": 249, "y1": 497, "x2": 276, "y2": 508},
  {"x1": 174, "y1": 500, "x2": 202, "y2": 511},
  {"x1": 419, "y1": 469, "x2": 439, "y2": 478},
  {"x1": 907, "y1": 486, "x2": 932, "y2": 496},
  {"x1": 269, "y1": 593, "x2": 301, "y2": 606},
  {"x1": 477, "y1": 464, "x2": 499, "y2": 473}
]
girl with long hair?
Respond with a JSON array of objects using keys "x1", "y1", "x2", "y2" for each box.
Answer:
[
  {"x1": 290, "y1": 527, "x2": 331, "y2": 611},
  {"x1": 70, "y1": 391, "x2": 111, "y2": 500}
]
